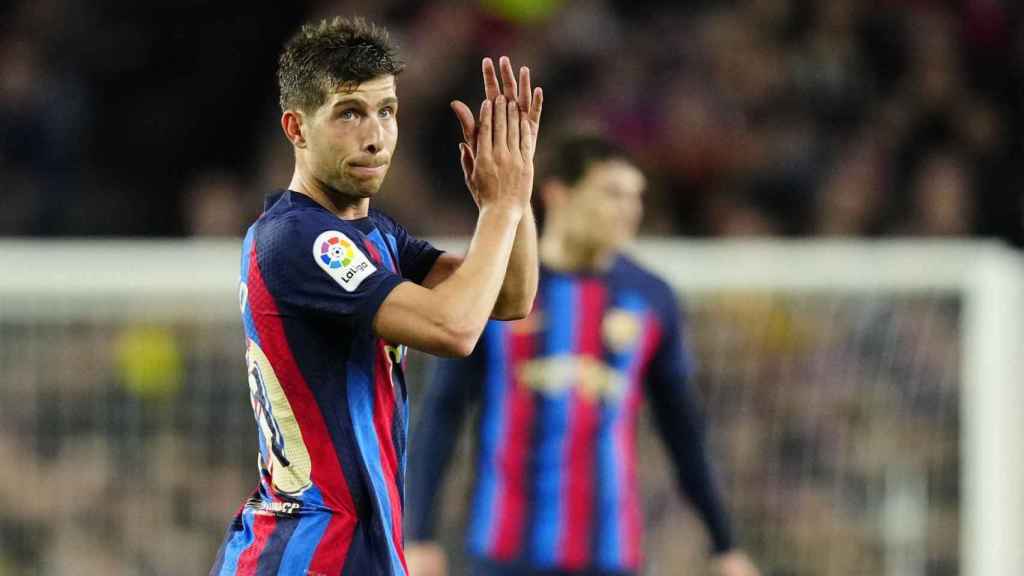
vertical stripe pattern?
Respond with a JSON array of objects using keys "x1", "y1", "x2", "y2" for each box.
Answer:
[
  {"x1": 559, "y1": 280, "x2": 607, "y2": 568},
  {"x1": 277, "y1": 488, "x2": 334, "y2": 573},
  {"x1": 489, "y1": 322, "x2": 537, "y2": 559},
  {"x1": 346, "y1": 346, "x2": 406, "y2": 576},
  {"x1": 529, "y1": 276, "x2": 577, "y2": 566},
  {"x1": 594, "y1": 293, "x2": 648, "y2": 570},
  {"x1": 619, "y1": 312, "x2": 663, "y2": 569},
  {"x1": 468, "y1": 325, "x2": 509, "y2": 555}
]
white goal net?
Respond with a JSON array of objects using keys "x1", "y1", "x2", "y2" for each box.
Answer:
[{"x1": 0, "y1": 239, "x2": 1020, "y2": 576}]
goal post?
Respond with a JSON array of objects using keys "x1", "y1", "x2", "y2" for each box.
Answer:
[
  {"x1": 622, "y1": 239, "x2": 1024, "y2": 576},
  {"x1": 0, "y1": 239, "x2": 1020, "y2": 575}
]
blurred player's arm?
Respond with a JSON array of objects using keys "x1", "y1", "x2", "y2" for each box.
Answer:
[
  {"x1": 422, "y1": 57, "x2": 541, "y2": 321},
  {"x1": 405, "y1": 348, "x2": 485, "y2": 576},
  {"x1": 647, "y1": 295, "x2": 760, "y2": 576}
]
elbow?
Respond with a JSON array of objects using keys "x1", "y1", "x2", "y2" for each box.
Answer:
[
  {"x1": 438, "y1": 335, "x2": 478, "y2": 358},
  {"x1": 492, "y1": 305, "x2": 531, "y2": 321},
  {"x1": 492, "y1": 291, "x2": 536, "y2": 321},
  {"x1": 435, "y1": 323, "x2": 481, "y2": 358}
]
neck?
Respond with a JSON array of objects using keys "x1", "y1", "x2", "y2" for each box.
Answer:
[
  {"x1": 539, "y1": 230, "x2": 616, "y2": 274},
  {"x1": 289, "y1": 170, "x2": 369, "y2": 220}
]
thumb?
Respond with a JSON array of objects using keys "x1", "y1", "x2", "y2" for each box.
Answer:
[
  {"x1": 451, "y1": 100, "x2": 477, "y2": 149},
  {"x1": 459, "y1": 143, "x2": 474, "y2": 176}
]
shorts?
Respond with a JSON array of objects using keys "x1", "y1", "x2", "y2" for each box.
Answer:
[{"x1": 209, "y1": 505, "x2": 391, "y2": 576}]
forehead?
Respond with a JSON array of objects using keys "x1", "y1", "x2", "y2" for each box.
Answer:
[
  {"x1": 324, "y1": 75, "x2": 396, "y2": 106},
  {"x1": 579, "y1": 159, "x2": 646, "y2": 192}
]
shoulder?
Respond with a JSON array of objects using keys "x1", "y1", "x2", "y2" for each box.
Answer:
[
  {"x1": 367, "y1": 208, "x2": 403, "y2": 235},
  {"x1": 259, "y1": 208, "x2": 360, "y2": 249},
  {"x1": 256, "y1": 208, "x2": 374, "y2": 276},
  {"x1": 614, "y1": 255, "x2": 678, "y2": 306}
]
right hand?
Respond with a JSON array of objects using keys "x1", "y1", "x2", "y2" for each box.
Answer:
[
  {"x1": 451, "y1": 57, "x2": 543, "y2": 212},
  {"x1": 405, "y1": 542, "x2": 448, "y2": 576}
]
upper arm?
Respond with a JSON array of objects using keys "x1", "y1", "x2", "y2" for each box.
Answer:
[
  {"x1": 420, "y1": 253, "x2": 462, "y2": 289},
  {"x1": 372, "y1": 280, "x2": 475, "y2": 357},
  {"x1": 646, "y1": 291, "x2": 704, "y2": 435},
  {"x1": 259, "y1": 217, "x2": 403, "y2": 333},
  {"x1": 646, "y1": 290, "x2": 695, "y2": 393},
  {"x1": 388, "y1": 216, "x2": 445, "y2": 284}
]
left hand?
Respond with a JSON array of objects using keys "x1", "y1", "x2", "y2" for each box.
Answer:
[
  {"x1": 711, "y1": 550, "x2": 760, "y2": 576},
  {"x1": 451, "y1": 56, "x2": 543, "y2": 207}
]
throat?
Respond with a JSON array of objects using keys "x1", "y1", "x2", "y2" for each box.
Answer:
[
  {"x1": 539, "y1": 234, "x2": 615, "y2": 274},
  {"x1": 289, "y1": 172, "x2": 369, "y2": 220}
]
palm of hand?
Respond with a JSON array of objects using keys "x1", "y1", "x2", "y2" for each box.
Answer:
[{"x1": 451, "y1": 56, "x2": 543, "y2": 209}]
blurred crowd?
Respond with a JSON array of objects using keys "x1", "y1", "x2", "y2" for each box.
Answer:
[{"x1": 1, "y1": 0, "x2": 1023, "y2": 243}]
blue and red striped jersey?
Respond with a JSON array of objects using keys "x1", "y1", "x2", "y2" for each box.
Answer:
[
  {"x1": 213, "y1": 190, "x2": 442, "y2": 576},
  {"x1": 406, "y1": 257, "x2": 734, "y2": 574}
]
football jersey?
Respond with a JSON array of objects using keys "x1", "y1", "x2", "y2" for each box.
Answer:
[
  {"x1": 406, "y1": 257, "x2": 734, "y2": 575},
  {"x1": 212, "y1": 190, "x2": 442, "y2": 576}
]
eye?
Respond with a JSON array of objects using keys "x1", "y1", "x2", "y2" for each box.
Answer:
[
  {"x1": 339, "y1": 109, "x2": 357, "y2": 120},
  {"x1": 378, "y1": 106, "x2": 395, "y2": 119}
]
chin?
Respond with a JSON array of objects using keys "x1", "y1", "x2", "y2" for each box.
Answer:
[
  {"x1": 330, "y1": 178, "x2": 382, "y2": 199},
  {"x1": 356, "y1": 182, "x2": 384, "y2": 197}
]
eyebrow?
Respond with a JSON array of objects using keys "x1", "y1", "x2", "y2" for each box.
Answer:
[{"x1": 331, "y1": 96, "x2": 399, "y2": 109}]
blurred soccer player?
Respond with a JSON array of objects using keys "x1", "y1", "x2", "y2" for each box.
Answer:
[
  {"x1": 210, "y1": 17, "x2": 542, "y2": 576},
  {"x1": 405, "y1": 136, "x2": 759, "y2": 576}
]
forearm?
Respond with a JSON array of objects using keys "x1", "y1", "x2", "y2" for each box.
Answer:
[
  {"x1": 672, "y1": 432, "x2": 734, "y2": 553},
  {"x1": 430, "y1": 204, "x2": 522, "y2": 347},
  {"x1": 654, "y1": 389, "x2": 735, "y2": 553},
  {"x1": 492, "y1": 205, "x2": 537, "y2": 319}
]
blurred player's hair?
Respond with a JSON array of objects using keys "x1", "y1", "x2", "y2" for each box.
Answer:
[
  {"x1": 538, "y1": 133, "x2": 631, "y2": 188},
  {"x1": 535, "y1": 133, "x2": 632, "y2": 225},
  {"x1": 277, "y1": 16, "x2": 405, "y2": 113}
]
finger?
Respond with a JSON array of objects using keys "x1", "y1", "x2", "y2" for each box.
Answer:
[
  {"x1": 520, "y1": 113, "x2": 533, "y2": 161},
  {"x1": 459, "y1": 142, "x2": 475, "y2": 172},
  {"x1": 508, "y1": 101, "x2": 519, "y2": 153},
  {"x1": 482, "y1": 58, "x2": 500, "y2": 101},
  {"x1": 450, "y1": 100, "x2": 476, "y2": 149},
  {"x1": 493, "y1": 95, "x2": 507, "y2": 152},
  {"x1": 518, "y1": 66, "x2": 531, "y2": 112},
  {"x1": 459, "y1": 143, "x2": 474, "y2": 189},
  {"x1": 529, "y1": 87, "x2": 543, "y2": 129},
  {"x1": 499, "y1": 56, "x2": 517, "y2": 101},
  {"x1": 477, "y1": 99, "x2": 492, "y2": 157}
]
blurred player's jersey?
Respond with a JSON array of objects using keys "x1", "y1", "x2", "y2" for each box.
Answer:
[
  {"x1": 212, "y1": 190, "x2": 442, "y2": 576},
  {"x1": 407, "y1": 257, "x2": 731, "y2": 574}
]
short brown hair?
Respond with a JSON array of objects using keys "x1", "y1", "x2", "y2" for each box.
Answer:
[{"x1": 277, "y1": 16, "x2": 404, "y2": 112}]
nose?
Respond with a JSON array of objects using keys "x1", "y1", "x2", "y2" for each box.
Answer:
[{"x1": 363, "y1": 116, "x2": 384, "y2": 155}]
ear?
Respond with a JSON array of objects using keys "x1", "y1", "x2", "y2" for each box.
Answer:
[
  {"x1": 281, "y1": 110, "x2": 307, "y2": 149},
  {"x1": 540, "y1": 179, "x2": 570, "y2": 211}
]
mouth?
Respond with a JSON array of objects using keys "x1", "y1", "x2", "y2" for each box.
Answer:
[{"x1": 348, "y1": 160, "x2": 389, "y2": 179}]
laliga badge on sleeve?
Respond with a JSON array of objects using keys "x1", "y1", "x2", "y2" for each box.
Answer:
[{"x1": 313, "y1": 230, "x2": 377, "y2": 292}]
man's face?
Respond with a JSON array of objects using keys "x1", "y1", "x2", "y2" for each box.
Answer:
[
  {"x1": 561, "y1": 159, "x2": 646, "y2": 252},
  {"x1": 301, "y1": 75, "x2": 398, "y2": 198}
]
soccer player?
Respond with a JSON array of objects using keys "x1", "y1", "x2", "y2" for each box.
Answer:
[
  {"x1": 210, "y1": 17, "x2": 542, "y2": 576},
  {"x1": 405, "y1": 135, "x2": 760, "y2": 576}
]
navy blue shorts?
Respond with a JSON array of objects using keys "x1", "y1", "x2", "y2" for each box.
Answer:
[{"x1": 210, "y1": 505, "x2": 392, "y2": 575}]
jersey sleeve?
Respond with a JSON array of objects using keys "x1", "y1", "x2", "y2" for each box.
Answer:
[
  {"x1": 256, "y1": 212, "x2": 405, "y2": 334},
  {"x1": 645, "y1": 288, "x2": 736, "y2": 554},
  {"x1": 386, "y1": 214, "x2": 444, "y2": 285},
  {"x1": 404, "y1": 328, "x2": 487, "y2": 541}
]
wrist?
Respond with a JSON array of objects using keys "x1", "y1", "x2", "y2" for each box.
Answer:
[{"x1": 479, "y1": 200, "x2": 524, "y2": 222}]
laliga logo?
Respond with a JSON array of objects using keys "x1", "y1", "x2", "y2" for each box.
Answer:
[
  {"x1": 339, "y1": 260, "x2": 371, "y2": 282},
  {"x1": 320, "y1": 235, "x2": 356, "y2": 269},
  {"x1": 313, "y1": 230, "x2": 377, "y2": 292}
]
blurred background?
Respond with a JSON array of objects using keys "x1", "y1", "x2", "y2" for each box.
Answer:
[
  {"x1": 2, "y1": 0, "x2": 1024, "y2": 242},
  {"x1": 1, "y1": 0, "x2": 1022, "y2": 575}
]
